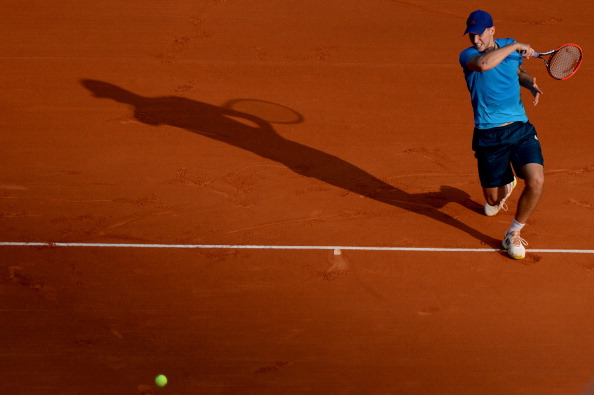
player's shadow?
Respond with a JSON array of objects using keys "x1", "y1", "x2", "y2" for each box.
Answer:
[{"x1": 81, "y1": 79, "x2": 496, "y2": 247}]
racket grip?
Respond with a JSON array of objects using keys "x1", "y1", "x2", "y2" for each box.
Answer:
[{"x1": 517, "y1": 50, "x2": 540, "y2": 57}]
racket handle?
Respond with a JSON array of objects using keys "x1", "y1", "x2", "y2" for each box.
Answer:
[{"x1": 517, "y1": 50, "x2": 540, "y2": 57}]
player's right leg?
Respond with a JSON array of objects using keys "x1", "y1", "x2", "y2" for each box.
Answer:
[
  {"x1": 513, "y1": 163, "x2": 544, "y2": 224},
  {"x1": 502, "y1": 123, "x2": 545, "y2": 259}
]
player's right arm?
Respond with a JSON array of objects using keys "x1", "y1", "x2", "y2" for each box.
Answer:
[{"x1": 467, "y1": 43, "x2": 534, "y2": 72}]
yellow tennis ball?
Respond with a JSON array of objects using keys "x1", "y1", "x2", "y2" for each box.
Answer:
[{"x1": 155, "y1": 374, "x2": 168, "y2": 387}]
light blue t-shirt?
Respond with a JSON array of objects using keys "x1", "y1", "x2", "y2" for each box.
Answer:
[{"x1": 459, "y1": 38, "x2": 528, "y2": 129}]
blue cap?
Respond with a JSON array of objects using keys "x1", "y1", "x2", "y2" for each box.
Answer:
[{"x1": 464, "y1": 10, "x2": 493, "y2": 35}]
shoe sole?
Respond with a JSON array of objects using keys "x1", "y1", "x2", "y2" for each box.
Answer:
[
  {"x1": 484, "y1": 178, "x2": 517, "y2": 217},
  {"x1": 484, "y1": 203, "x2": 500, "y2": 216},
  {"x1": 507, "y1": 251, "x2": 525, "y2": 259}
]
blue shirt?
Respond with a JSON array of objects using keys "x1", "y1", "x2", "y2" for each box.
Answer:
[{"x1": 459, "y1": 38, "x2": 528, "y2": 129}]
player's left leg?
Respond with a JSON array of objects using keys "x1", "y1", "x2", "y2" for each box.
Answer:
[
  {"x1": 483, "y1": 177, "x2": 517, "y2": 216},
  {"x1": 473, "y1": 124, "x2": 517, "y2": 217}
]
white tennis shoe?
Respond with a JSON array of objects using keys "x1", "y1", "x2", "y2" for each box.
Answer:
[
  {"x1": 502, "y1": 231, "x2": 528, "y2": 259},
  {"x1": 484, "y1": 177, "x2": 517, "y2": 217}
]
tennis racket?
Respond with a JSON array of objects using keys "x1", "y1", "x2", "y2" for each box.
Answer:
[
  {"x1": 223, "y1": 99, "x2": 304, "y2": 124},
  {"x1": 524, "y1": 44, "x2": 583, "y2": 80}
]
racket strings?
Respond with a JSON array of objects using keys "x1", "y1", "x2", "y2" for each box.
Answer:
[{"x1": 549, "y1": 46, "x2": 582, "y2": 79}]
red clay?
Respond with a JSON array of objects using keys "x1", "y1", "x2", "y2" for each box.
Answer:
[{"x1": 2, "y1": 1, "x2": 594, "y2": 394}]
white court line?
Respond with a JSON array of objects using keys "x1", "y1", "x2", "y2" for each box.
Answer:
[{"x1": 1, "y1": 242, "x2": 594, "y2": 254}]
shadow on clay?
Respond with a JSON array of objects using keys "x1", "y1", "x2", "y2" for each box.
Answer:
[{"x1": 80, "y1": 79, "x2": 496, "y2": 247}]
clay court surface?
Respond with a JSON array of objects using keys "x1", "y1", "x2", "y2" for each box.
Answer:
[{"x1": 2, "y1": 1, "x2": 594, "y2": 394}]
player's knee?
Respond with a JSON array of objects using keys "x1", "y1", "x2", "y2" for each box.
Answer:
[
  {"x1": 486, "y1": 196, "x2": 498, "y2": 206},
  {"x1": 483, "y1": 188, "x2": 499, "y2": 206},
  {"x1": 526, "y1": 173, "x2": 544, "y2": 193}
]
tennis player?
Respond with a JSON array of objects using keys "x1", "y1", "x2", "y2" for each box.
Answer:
[{"x1": 459, "y1": 10, "x2": 544, "y2": 259}]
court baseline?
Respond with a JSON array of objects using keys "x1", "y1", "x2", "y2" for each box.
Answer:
[{"x1": 1, "y1": 242, "x2": 593, "y2": 254}]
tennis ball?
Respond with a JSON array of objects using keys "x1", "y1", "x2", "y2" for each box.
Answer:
[{"x1": 155, "y1": 374, "x2": 168, "y2": 387}]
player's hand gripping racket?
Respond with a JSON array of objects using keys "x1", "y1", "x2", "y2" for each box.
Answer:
[{"x1": 522, "y1": 44, "x2": 583, "y2": 80}]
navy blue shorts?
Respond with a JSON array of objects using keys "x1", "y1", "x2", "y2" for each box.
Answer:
[{"x1": 472, "y1": 121, "x2": 544, "y2": 188}]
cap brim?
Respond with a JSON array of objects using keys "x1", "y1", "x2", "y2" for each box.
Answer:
[{"x1": 464, "y1": 25, "x2": 488, "y2": 35}]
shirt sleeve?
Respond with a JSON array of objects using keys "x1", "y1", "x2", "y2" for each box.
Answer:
[{"x1": 459, "y1": 47, "x2": 479, "y2": 69}]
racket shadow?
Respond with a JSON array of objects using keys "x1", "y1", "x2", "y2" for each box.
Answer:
[{"x1": 81, "y1": 79, "x2": 497, "y2": 247}]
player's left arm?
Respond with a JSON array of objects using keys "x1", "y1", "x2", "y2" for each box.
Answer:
[{"x1": 518, "y1": 66, "x2": 543, "y2": 106}]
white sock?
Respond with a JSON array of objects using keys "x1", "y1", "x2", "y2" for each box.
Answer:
[{"x1": 507, "y1": 219, "x2": 525, "y2": 235}]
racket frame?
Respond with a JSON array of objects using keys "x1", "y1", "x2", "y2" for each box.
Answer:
[{"x1": 533, "y1": 43, "x2": 583, "y2": 80}]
